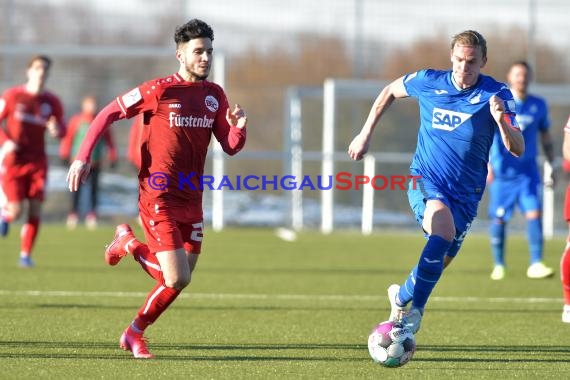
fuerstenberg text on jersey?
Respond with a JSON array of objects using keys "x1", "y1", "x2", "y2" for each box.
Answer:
[{"x1": 168, "y1": 112, "x2": 215, "y2": 128}]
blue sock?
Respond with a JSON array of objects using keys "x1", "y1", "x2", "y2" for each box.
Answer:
[
  {"x1": 0, "y1": 211, "x2": 9, "y2": 237},
  {"x1": 398, "y1": 266, "x2": 418, "y2": 306},
  {"x1": 408, "y1": 235, "x2": 452, "y2": 312},
  {"x1": 527, "y1": 217, "x2": 543, "y2": 264},
  {"x1": 490, "y1": 221, "x2": 505, "y2": 266}
]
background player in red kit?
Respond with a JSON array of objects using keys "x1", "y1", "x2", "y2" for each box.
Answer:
[
  {"x1": 0, "y1": 55, "x2": 65, "y2": 267},
  {"x1": 66, "y1": 19, "x2": 247, "y2": 358}
]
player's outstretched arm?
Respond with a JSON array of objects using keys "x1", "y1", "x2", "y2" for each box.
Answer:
[
  {"x1": 490, "y1": 95, "x2": 525, "y2": 157},
  {"x1": 46, "y1": 115, "x2": 65, "y2": 138},
  {"x1": 46, "y1": 97, "x2": 66, "y2": 138},
  {"x1": 225, "y1": 104, "x2": 247, "y2": 130},
  {"x1": 214, "y1": 104, "x2": 247, "y2": 156},
  {"x1": 348, "y1": 76, "x2": 408, "y2": 161}
]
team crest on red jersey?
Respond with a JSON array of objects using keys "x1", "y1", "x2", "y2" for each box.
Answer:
[
  {"x1": 40, "y1": 103, "x2": 52, "y2": 117},
  {"x1": 205, "y1": 95, "x2": 218, "y2": 112}
]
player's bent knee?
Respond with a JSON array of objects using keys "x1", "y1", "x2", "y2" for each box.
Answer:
[
  {"x1": 5, "y1": 202, "x2": 23, "y2": 220},
  {"x1": 163, "y1": 274, "x2": 191, "y2": 290},
  {"x1": 432, "y1": 229, "x2": 455, "y2": 242}
]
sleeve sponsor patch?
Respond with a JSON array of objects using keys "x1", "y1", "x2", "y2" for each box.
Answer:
[{"x1": 121, "y1": 87, "x2": 142, "y2": 109}]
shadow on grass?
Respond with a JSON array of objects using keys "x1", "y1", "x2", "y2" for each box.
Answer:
[
  {"x1": 1, "y1": 341, "x2": 570, "y2": 363},
  {"x1": 0, "y1": 341, "x2": 365, "y2": 361}
]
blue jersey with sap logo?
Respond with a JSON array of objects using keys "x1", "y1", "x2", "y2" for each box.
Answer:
[
  {"x1": 403, "y1": 69, "x2": 517, "y2": 202},
  {"x1": 489, "y1": 94, "x2": 549, "y2": 179}
]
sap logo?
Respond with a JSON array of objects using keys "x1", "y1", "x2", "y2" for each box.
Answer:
[
  {"x1": 432, "y1": 108, "x2": 472, "y2": 131},
  {"x1": 168, "y1": 103, "x2": 182, "y2": 109}
]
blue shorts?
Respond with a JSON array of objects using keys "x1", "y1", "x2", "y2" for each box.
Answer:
[
  {"x1": 488, "y1": 175, "x2": 541, "y2": 221},
  {"x1": 407, "y1": 176, "x2": 479, "y2": 257}
]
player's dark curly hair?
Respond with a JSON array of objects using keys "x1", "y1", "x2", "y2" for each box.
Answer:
[
  {"x1": 28, "y1": 55, "x2": 52, "y2": 70},
  {"x1": 174, "y1": 19, "x2": 214, "y2": 47}
]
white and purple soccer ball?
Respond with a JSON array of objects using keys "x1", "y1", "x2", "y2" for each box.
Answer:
[{"x1": 367, "y1": 320, "x2": 416, "y2": 367}]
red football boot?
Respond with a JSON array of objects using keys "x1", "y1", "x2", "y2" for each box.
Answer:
[
  {"x1": 119, "y1": 328, "x2": 154, "y2": 359},
  {"x1": 104, "y1": 224, "x2": 137, "y2": 266}
]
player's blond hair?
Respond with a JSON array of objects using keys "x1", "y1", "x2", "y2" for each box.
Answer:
[{"x1": 450, "y1": 30, "x2": 487, "y2": 59}]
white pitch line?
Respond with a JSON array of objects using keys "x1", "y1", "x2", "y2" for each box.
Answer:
[{"x1": 0, "y1": 290, "x2": 562, "y2": 304}]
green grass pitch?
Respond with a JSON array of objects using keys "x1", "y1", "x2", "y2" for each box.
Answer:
[{"x1": 1, "y1": 224, "x2": 570, "y2": 379}]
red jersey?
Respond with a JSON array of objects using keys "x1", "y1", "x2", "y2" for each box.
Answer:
[
  {"x1": 77, "y1": 73, "x2": 246, "y2": 205},
  {"x1": 0, "y1": 85, "x2": 65, "y2": 163}
]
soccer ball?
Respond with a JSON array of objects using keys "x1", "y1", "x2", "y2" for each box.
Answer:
[{"x1": 367, "y1": 320, "x2": 416, "y2": 367}]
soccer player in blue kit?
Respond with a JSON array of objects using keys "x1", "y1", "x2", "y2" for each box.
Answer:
[
  {"x1": 487, "y1": 61, "x2": 555, "y2": 281},
  {"x1": 348, "y1": 30, "x2": 524, "y2": 334}
]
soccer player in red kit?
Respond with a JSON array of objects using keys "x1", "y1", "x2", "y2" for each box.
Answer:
[
  {"x1": 0, "y1": 55, "x2": 65, "y2": 267},
  {"x1": 561, "y1": 117, "x2": 570, "y2": 323},
  {"x1": 66, "y1": 19, "x2": 247, "y2": 358}
]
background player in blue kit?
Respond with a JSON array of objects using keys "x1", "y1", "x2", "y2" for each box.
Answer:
[
  {"x1": 488, "y1": 61, "x2": 555, "y2": 281},
  {"x1": 348, "y1": 30, "x2": 524, "y2": 334}
]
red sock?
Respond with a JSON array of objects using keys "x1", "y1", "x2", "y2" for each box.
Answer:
[
  {"x1": 21, "y1": 217, "x2": 40, "y2": 256},
  {"x1": 129, "y1": 242, "x2": 162, "y2": 282},
  {"x1": 132, "y1": 284, "x2": 180, "y2": 331},
  {"x1": 561, "y1": 244, "x2": 570, "y2": 305}
]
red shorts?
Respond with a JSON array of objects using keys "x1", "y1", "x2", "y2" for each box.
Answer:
[
  {"x1": 1, "y1": 160, "x2": 47, "y2": 202},
  {"x1": 139, "y1": 199, "x2": 204, "y2": 254}
]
